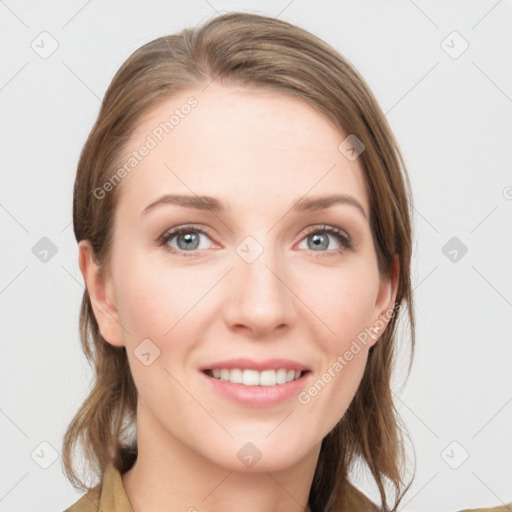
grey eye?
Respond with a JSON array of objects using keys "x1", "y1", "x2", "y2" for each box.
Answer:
[
  {"x1": 175, "y1": 231, "x2": 201, "y2": 251},
  {"x1": 307, "y1": 233, "x2": 330, "y2": 251},
  {"x1": 162, "y1": 228, "x2": 212, "y2": 253}
]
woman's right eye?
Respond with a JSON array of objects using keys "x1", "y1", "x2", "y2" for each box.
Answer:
[{"x1": 157, "y1": 226, "x2": 215, "y2": 256}]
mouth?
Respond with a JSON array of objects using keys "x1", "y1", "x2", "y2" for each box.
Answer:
[
  {"x1": 200, "y1": 360, "x2": 312, "y2": 407},
  {"x1": 202, "y1": 368, "x2": 310, "y2": 387}
]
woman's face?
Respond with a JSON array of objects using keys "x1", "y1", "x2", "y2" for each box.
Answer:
[{"x1": 84, "y1": 83, "x2": 397, "y2": 472}]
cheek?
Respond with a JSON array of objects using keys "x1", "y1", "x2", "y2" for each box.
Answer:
[
  {"x1": 296, "y1": 269, "x2": 374, "y2": 429},
  {"x1": 299, "y1": 262, "x2": 378, "y2": 344},
  {"x1": 113, "y1": 254, "x2": 207, "y2": 341},
  {"x1": 114, "y1": 264, "x2": 196, "y2": 406}
]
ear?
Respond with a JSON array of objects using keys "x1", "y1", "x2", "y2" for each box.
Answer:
[
  {"x1": 78, "y1": 240, "x2": 125, "y2": 347},
  {"x1": 368, "y1": 254, "x2": 400, "y2": 347}
]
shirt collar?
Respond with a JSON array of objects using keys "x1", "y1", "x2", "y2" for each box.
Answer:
[{"x1": 97, "y1": 462, "x2": 134, "y2": 512}]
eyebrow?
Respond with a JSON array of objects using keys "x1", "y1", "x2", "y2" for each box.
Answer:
[{"x1": 141, "y1": 193, "x2": 368, "y2": 220}]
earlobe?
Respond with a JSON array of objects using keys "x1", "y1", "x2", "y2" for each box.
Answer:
[{"x1": 77, "y1": 240, "x2": 125, "y2": 347}]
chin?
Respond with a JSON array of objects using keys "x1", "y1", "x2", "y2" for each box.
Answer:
[{"x1": 200, "y1": 435, "x2": 319, "y2": 474}]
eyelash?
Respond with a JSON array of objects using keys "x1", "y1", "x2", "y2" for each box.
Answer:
[{"x1": 156, "y1": 224, "x2": 353, "y2": 257}]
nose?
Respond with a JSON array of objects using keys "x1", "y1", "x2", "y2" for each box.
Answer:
[{"x1": 223, "y1": 245, "x2": 296, "y2": 338}]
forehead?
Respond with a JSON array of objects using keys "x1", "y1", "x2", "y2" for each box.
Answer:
[{"x1": 114, "y1": 84, "x2": 369, "y2": 217}]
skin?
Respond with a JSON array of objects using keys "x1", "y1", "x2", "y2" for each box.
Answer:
[{"x1": 78, "y1": 83, "x2": 399, "y2": 512}]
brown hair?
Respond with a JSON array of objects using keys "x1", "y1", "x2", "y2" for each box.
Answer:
[{"x1": 63, "y1": 11, "x2": 416, "y2": 511}]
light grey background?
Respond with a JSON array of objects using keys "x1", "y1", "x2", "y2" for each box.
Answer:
[{"x1": 1, "y1": 1, "x2": 511, "y2": 511}]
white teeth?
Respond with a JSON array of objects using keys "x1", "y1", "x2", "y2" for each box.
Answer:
[
  {"x1": 229, "y1": 368, "x2": 242, "y2": 384},
  {"x1": 243, "y1": 369, "x2": 260, "y2": 386},
  {"x1": 276, "y1": 368, "x2": 287, "y2": 384},
  {"x1": 209, "y1": 368, "x2": 304, "y2": 386},
  {"x1": 259, "y1": 370, "x2": 276, "y2": 386}
]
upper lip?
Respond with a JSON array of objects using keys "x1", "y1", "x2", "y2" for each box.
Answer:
[{"x1": 200, "y1": 358, "x2": 310, "y2": 372}]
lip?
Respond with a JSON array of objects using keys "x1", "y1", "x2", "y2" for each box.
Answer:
[
  {"x1": 199, "y1": 364, "x2": 312, "y2": 408},
  {"x1": 199, "y1": 358, "x2": 311, "y2": 372}
]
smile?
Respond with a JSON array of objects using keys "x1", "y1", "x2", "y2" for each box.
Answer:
[{"x1": 204, "y1": 368, "x2": 305, "y2": 386}]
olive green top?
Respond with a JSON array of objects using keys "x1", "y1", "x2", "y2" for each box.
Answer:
[{"x1": 64, "y1": 462, "x2": 512, "y2": 512}]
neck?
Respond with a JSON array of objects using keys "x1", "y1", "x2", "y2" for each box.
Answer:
[{"x1": 122, "y1": 403, "x2": 319, "y2": 512}]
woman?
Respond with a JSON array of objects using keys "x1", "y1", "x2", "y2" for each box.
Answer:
[{"x1": 61, "y1": 12, "x2": 510, "y2": 512}]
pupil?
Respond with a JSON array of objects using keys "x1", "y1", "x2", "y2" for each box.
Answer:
[
  {"x1": 310, "y1": 233, "x2": 328, "y2": 250},
  {"x1": 179, "y1": 232, "x2": 199, "y2": 250}
]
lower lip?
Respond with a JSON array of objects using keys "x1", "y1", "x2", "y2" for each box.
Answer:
[{"x1": 200, "y1": 370, "x2": 311, "y2": 407}]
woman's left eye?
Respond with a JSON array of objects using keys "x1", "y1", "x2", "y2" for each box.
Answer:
[
  {"x1": 157, "y1": 224, "x2": 353, "y2": 257},
  {"x1": 298, "y1": 225, "x2": 353, "y2": 255}
]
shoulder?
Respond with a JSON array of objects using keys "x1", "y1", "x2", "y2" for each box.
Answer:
[
  {"x1": 454, "y1": 505, "x2": 512, "y2": 512},
  {"x1": 343, "y1": 484, "x2": 512, "y2": 512},
  {"x1": 63, "y1": 487, "x2": 101, "y2": 512},
  {"x1": 63, "y1": 462, "x2": 133, "y2": 512},
  {"x1": 344, "y1": 482, "x2": 381, "y2": 511}
]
